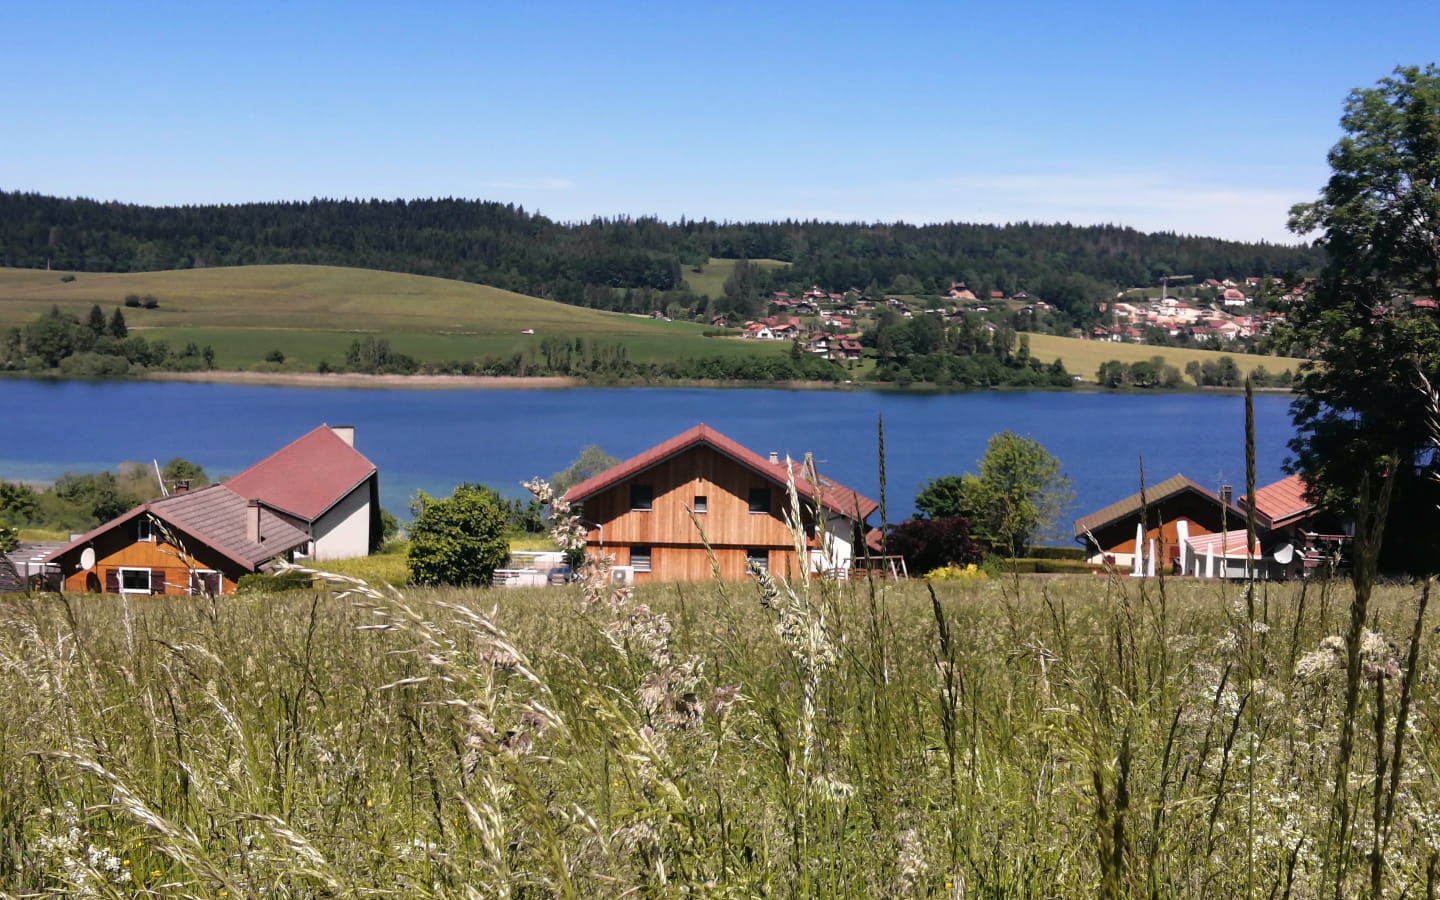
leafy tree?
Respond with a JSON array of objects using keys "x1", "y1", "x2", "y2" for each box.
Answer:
[
  {"x1": 929, "y1": 431, "x2": 1073, "y2": 556},
  {"x1": 914, "y1": 474, "x2": 968, "y2": 520},
  {"x1": 264, "y1": 349, "x2": 286, "y2": 364},
  {"x1": 407, "y1": 484, "x2": 511, "y2": 586},
  {"x1": 550, "y1": 445, "x2": 622, "y2": 496},
  {"x1": 1286, "y1": 64, "x2": 1440, "y2": 570},
  {"x1": 0, "y1": 521, "x2": 17, "y2": 553},
  {"x1": 161, "y1": 457, "x2": 210, "y2": 490},
  {"x1": 0, "y1": 481, "x2": 40, "y2": 523},
  {"x1": 54, "y1": 471, "x2": 129, "y2": 523}
]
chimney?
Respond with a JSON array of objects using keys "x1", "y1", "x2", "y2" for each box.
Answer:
[
  {"x1": 247, "y1": 498, "x2": 262, "y2": 544},
  {"x1": 331, "y1": 424, "x2": 355, "y2": 447},
  {"x1": 174, "y1": 479, "x2": 189, "y2": 494},
  {"x1": 768, "y1": 451, "x2": 779, "y2": 464},
  {"x1": 1220, "y1": 485, "x2": 1233, "y2": 507}
]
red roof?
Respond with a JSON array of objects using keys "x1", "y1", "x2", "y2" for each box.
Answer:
[
  {"x1": 1244, "y1": 474, "x2": 1314, "y2": 527},
  {"x1": 989, "y1": 291, "x2": 1004, "y2": 299},
  {"x1": 563, "y1": 424, "x2": 878, "y2": 521},
  {"x1": 1411, "y1": 298, "x2": 1438, "y2": 309},
  {"x1": 225, "y1": 425, "x2": 376, "y2": 522}
]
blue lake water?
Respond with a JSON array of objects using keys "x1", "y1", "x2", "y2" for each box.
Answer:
[{"x1": 0, "y1": 380, "x2": 1297, "y2": 538}]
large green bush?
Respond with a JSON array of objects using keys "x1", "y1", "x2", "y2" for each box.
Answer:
[{"x1": 406, "y1": 484, "x2": 510, "y2": 586}]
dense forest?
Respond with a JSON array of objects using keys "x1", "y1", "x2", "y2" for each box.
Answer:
[{"x1": 0, "y1": 192, "x2": 1321, "y2": 319}]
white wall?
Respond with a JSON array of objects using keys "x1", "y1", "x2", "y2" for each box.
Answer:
[
  {"x1": 808, "y1": 512, "x2": 857, "y2": 574},
  {"x1": 310, "y1": 480, "x2": 373, "y2": 561}
]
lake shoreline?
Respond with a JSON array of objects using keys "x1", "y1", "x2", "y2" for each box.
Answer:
[{"x1": 0, "y1": 369, "x2": 1295, "y2": 395}]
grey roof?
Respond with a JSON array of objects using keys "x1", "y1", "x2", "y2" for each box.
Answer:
[
  {"x1": 1072, "y1": 473, "x2": 1260, "y2": 538},
  {"x1": 45, "y1": 485, "x2": 309, "y2": 571}
]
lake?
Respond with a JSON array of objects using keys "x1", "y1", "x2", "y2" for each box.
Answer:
[{"x1": 1, "y1": 380, "x2": 1297, "y2": 538}]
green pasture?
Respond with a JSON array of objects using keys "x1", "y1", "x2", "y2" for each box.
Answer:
[
  {"x1": 0, "y1": 264, "x2": 699, "y2": 335},
  {"x1": 1026, "y1": 332, "x2": 1306, "y2": 383},
  {"x1": 0, "y1": 265, "x2": 787, "y2": 368},
  {"x1": 681, "y1": 257, "x2": 791, "y2": 298}
]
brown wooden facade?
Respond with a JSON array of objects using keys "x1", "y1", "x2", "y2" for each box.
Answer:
[
  {"x1": 56, "y1": 518, "x2": 243, "y2": 596},
  {"x1": 580, "y1": 445, "x2": 807, "y2": 583}
]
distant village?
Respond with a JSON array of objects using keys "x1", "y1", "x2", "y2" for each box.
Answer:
[{"x1": 709, "y1": 275, "x2": 1326, "y2": 362}]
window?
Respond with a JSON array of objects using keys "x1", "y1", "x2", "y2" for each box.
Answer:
[
  {"x1": 746, "y1": 548, "x2": 768, "y2": 573},
  {"x1": 631, "y1": 546, "x2": 652, "y2": 573},
  {"x1": 136, "y1": 517, "x2": 155, "y2": 542},
  {"x1": 630, "y1": 485, "x2": 654, "y2": 511},
  {"x1": 748, "y1": 487, "x2": 771, "y2": 514},
  {"x1": 119, "y1": 567, "x2": 152, "y2": 594},
  {"x1": 693, "y1": 495, "x2": 708, "y2": 514}
]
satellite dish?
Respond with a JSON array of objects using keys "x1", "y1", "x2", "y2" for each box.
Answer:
[
  {"x1": 1272, "y1": 543, "x2": 1295, "y2": 565},
  {"x1": 80, "y1": 547, "x2": 96, "y2": 571}
]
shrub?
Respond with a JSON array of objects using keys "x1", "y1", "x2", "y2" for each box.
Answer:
[
  {"x1": 884, "y1": 516, "x2": 985, "y2": 575},
  {"x1": 407, "y1": 485, "x2": 510, "y2": 586},
  {"x1": 58, "y1": 274, "x2": 76, "y2": 283},
  {"x1": 58, "y1": 352, "x2": 130, "y2": 378},
  {"x1": 123, "y1": 294, "x2": 141, "y2": 308},
  {"x1": 924, "y1": 563, "x2": 986, "y2": 580}
]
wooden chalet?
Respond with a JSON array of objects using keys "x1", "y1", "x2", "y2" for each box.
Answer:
[
  {"x1": 562, "y1": 424, "x2": 878, "y2": 582},
  {"x1": 1073, "y1": 474, "x2": 1257, "y2": 574},
  {"x1": 44, "y1": 484, "x2": 310, "y2": 595}
]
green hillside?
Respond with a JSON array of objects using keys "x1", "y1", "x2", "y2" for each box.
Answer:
[
  {"x1": 0, "y1": 265, "x2": 782, "y2": 369},
  {"x1": 681, "y1": 258, "x2": 791, "y2": 298}
]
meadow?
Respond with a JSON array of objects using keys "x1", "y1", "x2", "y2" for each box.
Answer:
[
  {"x1": 680, "y1": 257, "x2": 791, "y2": 299},
  {"x1": 1025, "y1": 332, "x2": 1308, "y2": 384},
  {"x1": 0, "y1": 563, "x2": 1433, "y2": 898},
  {"x1": 0, "y1": 266, "x2": 784, "y2": 370}
]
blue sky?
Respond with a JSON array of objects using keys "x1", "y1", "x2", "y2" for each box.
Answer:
[{"x1": 5, "y1": 1, "x2": 1437, "y2": 243}]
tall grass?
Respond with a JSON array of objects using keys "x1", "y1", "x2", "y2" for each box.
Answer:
[{"x1": 1, "y1": 561, "x2": 1435, "y2": 896}]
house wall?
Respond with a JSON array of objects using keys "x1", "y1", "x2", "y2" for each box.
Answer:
[
  {"x1": 581, "y1": 445, "x2": 808, "y2": 582},
  {"x1": 56, "y1": 521, "x2": 243, "y2": 595},
  {"x1": 1082, "y1": 493, "x2": 1239, "y2": 564},
  {"x1": 310, "y1": 477, "x2": 374, "y2": 561}
]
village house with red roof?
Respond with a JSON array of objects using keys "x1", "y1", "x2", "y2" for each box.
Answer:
[{"x1": 563, "y1": 424, "x2": 877, "y2": 582}]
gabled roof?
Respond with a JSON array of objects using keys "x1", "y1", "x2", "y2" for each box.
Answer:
[
  {"x1": 563, "y1": 424, "x2": 878, "y2": 521},
  {"x1": 1073, "y1": 474, "x2": 1260, "y2": 538},
  {"x1": 225, "y1": 425, "x2": 376, "y2": 522},
  {"x1": 44, "y1": 484, "x2": 310, "y2": 571},
  {"x1": 1244, "y1": 473, "x2": 1314, "y2": 527}
]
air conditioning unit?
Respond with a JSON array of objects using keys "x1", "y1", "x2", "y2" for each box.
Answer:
[{"x1": 609, "y1": 565, "x2": 635, "y2": 586}]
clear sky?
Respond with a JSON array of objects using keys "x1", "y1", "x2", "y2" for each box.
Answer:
[{"x1": 5, "y1": 1, "x2": 1437, "y2": 244}]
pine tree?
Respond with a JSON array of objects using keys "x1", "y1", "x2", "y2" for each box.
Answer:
[{"x1": 108, "y1": 308, "x2": 128, "y2": 338}]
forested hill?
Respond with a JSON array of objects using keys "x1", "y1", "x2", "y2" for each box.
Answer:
[{"x1": 0, "y1": 191, "x2": 1321, "y2": 318}]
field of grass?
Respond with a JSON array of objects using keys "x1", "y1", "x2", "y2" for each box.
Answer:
[
  {"x1": 2, "y1": 562, "x2": 1434, "y2": 896},
  {"x1": 0, "y1": 265, "x2": 787, "y2": 368},
  {"x1": 1026, "y1": 332, "x2": 1307, "y2": 383},
  {"x1": 681, "y1": 257, "x2": 791, "y2": 298}
]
